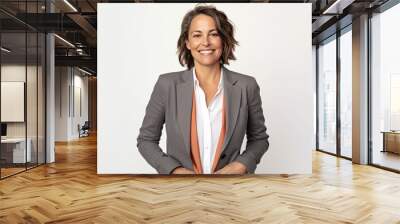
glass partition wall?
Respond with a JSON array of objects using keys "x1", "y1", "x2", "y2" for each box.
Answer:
[
  {"x1": 0, "y1": 2, "x2": 46, "y2": 179},
  {"x1": 0, "y1": 31, "x2": 27, "y2": 177}
]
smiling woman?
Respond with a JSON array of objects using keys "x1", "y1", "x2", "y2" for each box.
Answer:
[{"x1": 136, "y1": 5, "x2": 270, "y2": 175}]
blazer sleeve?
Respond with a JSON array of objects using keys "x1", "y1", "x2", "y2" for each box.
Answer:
[
  {"x1": 136, "y1": 76, "x2": 182, "y2": 174},
  {"x1": 234, "y1": 77, "x2": 269, "y2": 173}
]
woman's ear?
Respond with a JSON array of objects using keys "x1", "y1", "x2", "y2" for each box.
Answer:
[{"x1": 185, "y1": 40, "x2": 191, "y2": 50}]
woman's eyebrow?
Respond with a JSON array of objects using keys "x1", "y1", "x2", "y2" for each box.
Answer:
[{"x1": 191, "y1": 29, "x2": 218, "y2": 34}]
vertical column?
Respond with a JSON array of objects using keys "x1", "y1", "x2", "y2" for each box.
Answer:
[
  {"x1": 352, "y1": 14, "x2": 369, "y2": 164},
  {"x1": 46, "y1": 1, "x2": 55, "y2": 163},
  {"x1": 88, "y1": 77, "x2": 97, "y2": 132},
  {"x1": 336, "y1": 30, "x2": 341, "y2": 156}
]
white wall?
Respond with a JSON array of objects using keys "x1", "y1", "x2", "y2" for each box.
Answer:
[
  {"x1": 98, "y1": 3, "x2": 313, "y2": 174},
  {"x1": 55, "y1": 67, "x2": 89, "y2": 141},
  {"x1": 55, "y1": 67, "x2": 69, "y2": 141}
]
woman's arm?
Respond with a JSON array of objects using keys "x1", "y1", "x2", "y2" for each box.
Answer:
[
  {"x1": 136, "y1": 76, "x2": 183, "y2": 174},
  {"x1": 214, "y1": 77, "x2": 269, "y2": 174},
  {"x1": 234, "y1": 77, "x2": 269, "y2": 173}
]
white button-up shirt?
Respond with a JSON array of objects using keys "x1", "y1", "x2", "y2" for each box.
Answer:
[{"x1": 193, "y1": 68, "x2": 224, "y2": 174}]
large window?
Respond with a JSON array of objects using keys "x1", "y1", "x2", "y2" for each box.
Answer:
[
  {"x1": 318, "y1": 36, "x2": 337, "y2": 154},
  {"x1": 317, "y1": 25, "x2": 353, "y2": 159},
  {"x1": 339, "y1": 28, "x2": 352, "y2": 158},
  {"x1": 371, "y1": 3, "x2": 400, "y2": 171}
]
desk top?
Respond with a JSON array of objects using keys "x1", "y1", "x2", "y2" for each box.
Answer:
[
  {"x1": 381, "y1": 131, "x2": 400, "y2": 134},
  {"x1": 1, "y1": 138, "x2": 28, "y2": 143}
]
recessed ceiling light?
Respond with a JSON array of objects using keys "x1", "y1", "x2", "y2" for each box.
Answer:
[
  {"x1": 54, "y1": 34, "x2": 75, "y2": 48},
  {"x1": 322, "y1": 0, "x2": 354, "y2": 15},
  {"x1": 1, "y1": 47, "x2": 11, "y2": 53},
  {"x1": 63, "y1": 0, "x2": 78, "y2": 12},
  {"x1": 78, "y1": 67, "x2": 93, "y2": 76}
]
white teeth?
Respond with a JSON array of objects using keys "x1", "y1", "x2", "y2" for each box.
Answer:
[{"x1": 199, "y1": 50, "x2": 213, "y2": 55}]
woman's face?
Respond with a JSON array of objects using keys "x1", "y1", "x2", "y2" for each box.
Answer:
[{"x1": 186, "y1": 14, "x2": 223, "y2": 68}]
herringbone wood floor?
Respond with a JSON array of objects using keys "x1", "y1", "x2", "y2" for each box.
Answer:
[{"x1": 1, "y1": 134, "x2": 400, "y2": 224}]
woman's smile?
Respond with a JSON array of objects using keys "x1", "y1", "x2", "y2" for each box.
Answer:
[{"x1": 199, "y1": 49, "x2": 215, "y2": 55}]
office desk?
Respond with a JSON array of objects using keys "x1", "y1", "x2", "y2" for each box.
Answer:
[
  {"x1": 1, "y1": 138, "x2": 32, "y2": 163},
  {"x1": 382, "y1": 131, "x2": 400, "y2": 154}
]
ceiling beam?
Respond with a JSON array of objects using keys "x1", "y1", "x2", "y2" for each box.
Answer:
[
  {"x1": 322, "y1": 0, "x2": 356, "y2": 14},
  {"x1": 55, "y1": 55, "x2": 96, "y2": 69}
]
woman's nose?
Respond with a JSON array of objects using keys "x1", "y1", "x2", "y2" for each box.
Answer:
[{"x1": 201, "y1": 36, "x2": 210, "y2": 46}]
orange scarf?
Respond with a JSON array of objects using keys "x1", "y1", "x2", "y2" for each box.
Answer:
[{"x1": 190, "y1": 91, "x2": 226, "y2": 174}]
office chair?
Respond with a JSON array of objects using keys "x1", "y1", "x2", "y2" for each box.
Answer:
[{"x1": 79, "y1": 121, "x2": 90, "y2": 138}]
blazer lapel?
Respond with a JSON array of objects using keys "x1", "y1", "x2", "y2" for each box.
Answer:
[
  {"x1": 221, "y1": 67, "x2": 242, "y2": 153},
  {"x1": 177, "y1": 69, "x2": 194, "y2": 156},
  {"x1": 176, "y1": 67, "x2": 241, "y2": 165}
]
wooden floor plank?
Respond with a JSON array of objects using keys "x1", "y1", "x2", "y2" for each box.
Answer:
[{"x1": 0, "y1": 134, "x2": 400, "y2": 223}]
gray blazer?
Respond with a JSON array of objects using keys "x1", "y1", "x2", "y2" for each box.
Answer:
[{"x1": 137, "y1": 67, "x2": 269, "y2": 174}]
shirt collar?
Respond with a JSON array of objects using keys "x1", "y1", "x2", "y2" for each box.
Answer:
[{"x1": 192, "y1": 67, "x2": 224, "y2": 91}]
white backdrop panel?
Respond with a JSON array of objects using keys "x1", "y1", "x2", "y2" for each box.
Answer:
[{"x1": 98, "y1": 3, "x2": 313, "y2": 174}]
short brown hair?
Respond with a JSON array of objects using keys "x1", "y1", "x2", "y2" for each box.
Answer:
[{"x1": 177, "y1": 5, "x2": 239, "y2": 69}]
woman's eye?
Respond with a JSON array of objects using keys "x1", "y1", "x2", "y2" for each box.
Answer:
[
  {"x1": 210, "y1": 33, "x2": 219, "y2": 37},
  {"x1": 193, "y1": 34, "x2": 201, "y2": 38}
]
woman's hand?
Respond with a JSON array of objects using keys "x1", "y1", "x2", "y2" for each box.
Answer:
[
  {"x1": 213, "y1": 161, "x2": 247, "y2": 174},
  {"x1": 171, "y1": 167, "x2": 196, "y2": 174}
]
